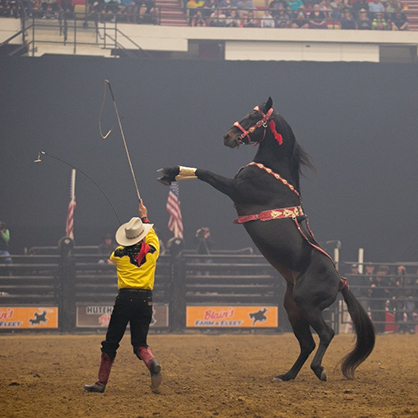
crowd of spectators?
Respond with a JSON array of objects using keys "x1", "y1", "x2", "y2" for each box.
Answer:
[
  {"x1": 0, "y1": 0, "x2": 410, "y2": 29},
  {"x1": 186, "y1": 0, "x2": 410, "y2": 29},
  {"x1": 0, "y1": 0, "x2": 156, "y2": 22},
  {"x1": 347, "y1": 263, "x2": 418, "y2": 334}
]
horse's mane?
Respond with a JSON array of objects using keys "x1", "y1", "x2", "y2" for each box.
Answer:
[{"x1": 276, "y1": 112, "x2": 315, "y2": 192}]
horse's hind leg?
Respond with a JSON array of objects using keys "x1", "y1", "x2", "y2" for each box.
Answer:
[
  {"x1": 274, "y1": 283, "x2": 316, "y2": 382},
  {"x1": 293, "y1": 283, "x2": 337, "y2": 381}
]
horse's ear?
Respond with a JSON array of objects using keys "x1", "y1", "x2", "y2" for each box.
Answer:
[{"x1": 265, "y1": 97, "x2": 273, "y2": 112}]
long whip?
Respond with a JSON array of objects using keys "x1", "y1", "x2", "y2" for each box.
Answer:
[
  {"x1": 99, "y1": 79, "x2": 141, "y2": 201},
  {"x1": 34, "y1": 151, "x2": 122, "y2": 225}
]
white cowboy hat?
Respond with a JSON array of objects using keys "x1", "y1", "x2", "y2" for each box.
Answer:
[{"x1": 115, "y1": 217, "x2": 153, "y2": 246}]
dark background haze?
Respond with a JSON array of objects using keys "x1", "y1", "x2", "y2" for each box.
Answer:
[{"x1": 1, "y1": 56, "x2": 417, "y2": 266}]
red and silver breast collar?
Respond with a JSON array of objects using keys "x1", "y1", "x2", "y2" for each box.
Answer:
[{"x1": 233, "y1": 106, "x2": 283, "y2": 146}]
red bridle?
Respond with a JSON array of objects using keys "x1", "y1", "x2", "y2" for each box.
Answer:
[{"x1": 233, "y1": 106, "x2": 273, "y2": 146}]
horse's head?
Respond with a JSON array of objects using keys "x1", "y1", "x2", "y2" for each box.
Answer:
[{"x1": 223, "y1": 97, "x2": 281, "y2": 148}]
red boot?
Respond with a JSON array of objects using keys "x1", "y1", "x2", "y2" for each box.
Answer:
[
  {"x1": 83, "y1": 353, "x2": 114, "y2": 393},
  {"x1": 137, "y1": 346, "x2": 162, "y2": 391}
]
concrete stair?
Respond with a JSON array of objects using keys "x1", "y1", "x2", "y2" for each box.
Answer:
[
  {"x1": 155, "y1": 0, "x2": 188, "y2": 26},
  {"x1": 404, "y1": 0, "x2": 418, "y2": 30}
]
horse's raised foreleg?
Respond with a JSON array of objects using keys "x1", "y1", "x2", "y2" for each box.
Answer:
[
  {"x1": 274, "y1": 283, "x2": 316, "y2": 382},
  {"x1": 157, "y1": 166, "x2": 237, "y2": 199}
]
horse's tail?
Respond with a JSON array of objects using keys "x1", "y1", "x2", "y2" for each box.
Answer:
[{"x1": 340, "y1": 285, "x2": 376, "y2": 379}]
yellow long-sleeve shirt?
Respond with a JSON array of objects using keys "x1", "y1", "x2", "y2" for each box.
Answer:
[{"x1": 110, "y1": 228, "x2": 160, "y2": 290}]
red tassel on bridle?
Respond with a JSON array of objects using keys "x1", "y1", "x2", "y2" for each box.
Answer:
[{"x1": 268, "y1": 120, "x2": 283, "y2": 145}]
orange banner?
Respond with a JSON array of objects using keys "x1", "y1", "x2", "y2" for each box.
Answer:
[
  {"x1": 0, "y1": 307, "x2": 59, "y2": 329},
  {"x1": 186, "y1": 306, "x2": 278, "y2": 328}
]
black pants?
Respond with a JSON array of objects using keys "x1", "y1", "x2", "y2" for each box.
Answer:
[{"x1": 101, "y1": 289, "x2": 153, "y2": 360}]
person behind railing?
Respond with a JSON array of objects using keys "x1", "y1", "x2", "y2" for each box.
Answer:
[
  {"x1": 291, "y1": 9, "x2": 309, "y2": 27},
  {"x1": 268, "y1": 0, "x2": 289, "y2": 19},
  {"x1": 274, "y1": 7, "x2": 291, "y2": 27},
  {"x1": 40, "y1": 0, "x2": 59, "y2": 19},
  {"x1": 98, "y1": 233, "x2": 116, "y2": 264},
  {"x1": 209, "y1": 7, "x2": 227, "y2": 25},
  {"x1": 393, "y1": 266, "x2": 415, "y2": 334},
  {"x1": 202, "y1": 0, "x2": 218, "y2": 19},
  {"x1": 0, "y1": 221, "x2": 12, "y2": 265},
  {"x1": 122, "y1": 0, "x2": 139, "y2": 23},
  {"x1": 139, "y1": 0, "x2": 155, "y2": 23},
  {"x1": 356, "y1": 8, "x2": 371, "y2": 29},
  {"x1": 340, "y1": 9, "x2": 356, "y2": 29},
  {"x1": 391, "y1": 10, "x2": 408, "y2": 30},
  {"x1": 220, "y1": 0, "x2": 238, "y2": 10},
  {"x1": 225, "y1": 8, "x2": 241, "y2": 26},
  {"x1": 351, "y1": 0, "x2": 369, "y2": 19},
  {"x1": 236, "y1": 0, "x2": 255, "y2": 19},
  {"x1": 242, "y1": 9, "x2": 258, "y2": 26},
  {"x1": 191, "y1": 9, "x2": 207, "y2": 25},
  {"x1": 369, "y1": 265, "x2": 390, "y2": 334},
  {"x1": 369, "y1": 0, "x2": 384, "y2": 14},
  {"x1": 287, "y1": 0, "x2": 304, "y2": 18},
  {"x1": 261, "y1": 8, "x2": 275, "y2": 27},
  {"x1": 371, "y1": 11, "x2": 388, "y2": 29},
  {"x1": 186, "y1": 0, "x2": 204, "y2": 22},
  {"x1": 318, "y1": 0, "x2": 331, "y2": 19},
  {"x1": 308, "y1": 3, "x2": 328, "y2": 28},
  {"x1": 329, "y1": 0, "x2": 344, "y2": 19}
]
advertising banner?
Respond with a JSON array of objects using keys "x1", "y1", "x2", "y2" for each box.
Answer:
[
  {"x1": 0, "y1": 307, "x2": 59, "y2": 329},
  {"x1": 186, "y1": 306, "x2": 278, "y2": 328},
  {"x1": 76, "y1": 304, "x2": 169, "y2": 328}
]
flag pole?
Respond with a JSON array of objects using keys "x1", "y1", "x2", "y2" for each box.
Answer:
[{"x1": 66, "y1": 169, "x2": 76, "y2": 240}]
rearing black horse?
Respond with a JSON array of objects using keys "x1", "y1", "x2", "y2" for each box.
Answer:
[{"x1": 158, "y1": 97, "x2": 375, "y2": 382}]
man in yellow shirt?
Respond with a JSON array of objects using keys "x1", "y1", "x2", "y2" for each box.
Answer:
[{"x1": 83, "y1": 199, "x2": 162, "y2": 393}]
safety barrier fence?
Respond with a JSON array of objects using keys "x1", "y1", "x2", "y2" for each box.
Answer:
[{"x1": 0, "y1": 238, "x2": 343, "y2": 333}]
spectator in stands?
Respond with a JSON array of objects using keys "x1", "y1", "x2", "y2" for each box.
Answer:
[
  {"x1": 268, "y1": 0, "x2": 289, "y2": 18},
  {"x1": 261, "y1": 9, "x2": 276, "y2": 27},
  {"x1": 330, "y1": 0, "x2": 344, "y2": 19},
  {"x1": 291, "y1": 9, "x2": 309, "y2": 27},
  {"x1": 394, "y1": 266, "x2": 415, "y2": 334},
  {"x1": 186, "y1": 0, "x2": 205, "y2": 21},
  {"x1": 372, "y1": 11, "x2": 388, "y2": 29},
  {"x1": 287, "y1": 0, "x2": 304, "y2": 16},
  {"x1": 340, "y1": 9, "x2": 357, "y2": 29},
  {"x1": 41, "y1": 0, "x2": 59, "y2": 19},
  {"x1": 308, "y1": 3, "x2": 328, "y2": 28},
  {"x1": 391, "y1": 10, "x2": 408, "y2": 30},
  {"x1": 243, "y1": 9, "x2": 258, "y2": 26},
  {"x1": 104, "y1": 0, "x2": 121, "y2": 20},
  {"x1": 274, "y1": 7, "x2": 291, "y2": 27},
  {"x1": 370, "y1": 265, "x2": 390, "y2": 334},
  {"x1": 23, "y1": 0, "x2": 35, "y2": 17},
  {"x1": 139, "y1": 0, "x2": 155, "y2": 23},
  {"x1": 0, "y1": 221, "x2": 12, "y2": 265},
  {"x1": 122, "y1": 0, "x2": 140, "y2": 23},
  {"x1": 236, "y1": 0, "x2": 255, "y2": 18},
  {"x1": 351, "y1": 0, "x2": 369, "y2": 18},
  {"x1": 220, "y1": 0, "x2": 238, "y2": 9},
  {"x1": 226, "y1": 8, "x2": 242, "y2": 25},
  {"x1": 191, "y1": 8, "x2": 207, "y2": 24},
  {"x1": 209, "y1": 7, "x2": 227, "y2": 25},
  {"x1": 369, "y1": 0, "x2": 385, "y2": 14},
  {"x1": 202, "y1": 0, "x2": 218, "y2": 18},
  {"x1": 356, "y1": 8, "x2": 371, "y2": 29},
  {"x1": 318, "y1": 0, "x2": 332, "y2": 18},
  {"x1": 98, "y1": 233, "x2": 116, "y2": 264},
  {"x1": 385, "y1": 0, "x2": 401, "y2": 14}
]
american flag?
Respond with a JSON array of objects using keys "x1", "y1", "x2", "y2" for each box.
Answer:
[
  {"x1": 66, "y1": 170, "x2": 76, "y2": 240},
  {"x1": 166, "y1": 182, "x2": 183, "y2": 239}
]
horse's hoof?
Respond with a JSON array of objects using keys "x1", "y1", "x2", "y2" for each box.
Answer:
[
  {"x1": 319, "y1": 370, "x2": 327, "y2": 381},
  {"x1": 272, "y1": 374, "x2": 293, "y2": 382}
]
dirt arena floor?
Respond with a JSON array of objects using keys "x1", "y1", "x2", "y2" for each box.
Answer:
[{"x1": 1, "y1": 332, "x2": 418, "y2": 418}]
